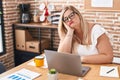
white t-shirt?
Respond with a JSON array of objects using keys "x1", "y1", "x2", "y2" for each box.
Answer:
[{"x1": 77, "y1": 24, "x2": 109, "y2": 56}]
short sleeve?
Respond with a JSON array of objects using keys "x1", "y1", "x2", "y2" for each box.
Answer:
[{"x1": 91, "y1": 24, "x2": 106, "y2": 45}]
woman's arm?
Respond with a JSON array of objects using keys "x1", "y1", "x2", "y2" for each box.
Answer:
[
  {"x1": 81, "y1": 34, "x2": 113, "y2": 64},
  {"x1": 57, "y1": 29, "x2": 74, "y2": 53}
]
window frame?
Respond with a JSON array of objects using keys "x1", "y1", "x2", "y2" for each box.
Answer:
[{"x1": 0, "y1": 1, "x2": 6, "y2": 55}]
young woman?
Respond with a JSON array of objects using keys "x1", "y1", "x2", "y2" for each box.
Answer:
[{"x1": 57, "y1": 5, "x2": 113, "y2": 64}]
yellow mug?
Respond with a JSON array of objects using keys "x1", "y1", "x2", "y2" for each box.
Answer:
[{"x1": 34, "y1": 55, "x2": 44, "y2": 67}]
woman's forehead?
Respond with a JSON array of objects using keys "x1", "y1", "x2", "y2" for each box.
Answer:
[{"x1": 64, "y1": 9, "x2": 73, "y2": 15}]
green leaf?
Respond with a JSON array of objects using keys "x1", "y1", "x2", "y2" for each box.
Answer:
[
  {"x1": 49, "y1": 68, "x2": 56, "y2": 74},
  {"x1": 0, "y1": 11, "x2": 2, "y2": 14}
]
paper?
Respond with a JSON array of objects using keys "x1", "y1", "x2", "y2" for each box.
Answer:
[
  {"x1": 112, "y1": 57, "x2": 120, "y2": 64},
  {"x1": 100, "y1": 66, "x2": 119, "y2": 78},
  {"x1": 91, "y1": 0, "x2": 113, "y2": 7},
  {"x1": 0, "y1": 68, "x2": 41, "y2": 80}
]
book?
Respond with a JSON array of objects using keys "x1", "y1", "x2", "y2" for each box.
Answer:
[
  {"x1": 100, "y1": 66, "x2": 119, "y2": 78},
  {"x1": 0, "y1": 68, "x2": 41, "y2": 80}
]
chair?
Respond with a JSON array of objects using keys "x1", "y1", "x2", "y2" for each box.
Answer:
[{"x1": 0, "y1": 62, "x2": 6, "y2": 74}]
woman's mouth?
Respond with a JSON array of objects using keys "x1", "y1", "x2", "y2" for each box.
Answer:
[{"x1": 68, "y1": 21, "x2": 73, "y2": 26}]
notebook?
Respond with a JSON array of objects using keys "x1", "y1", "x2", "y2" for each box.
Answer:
[
  {"x1": 44, "y1": 50, "x2": 90, "y2": 77},
  {"x1": 100, "y1": 66, "x2": 119, "y2": 78}
]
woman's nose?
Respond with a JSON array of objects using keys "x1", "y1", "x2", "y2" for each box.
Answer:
[{"x1": 68, "y1": 18, "x2": 72, "y2": 22}]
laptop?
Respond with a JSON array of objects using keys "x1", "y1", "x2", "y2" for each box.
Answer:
[{"x1": 44, "y1": 50, "x2": 90, "y2": 77}]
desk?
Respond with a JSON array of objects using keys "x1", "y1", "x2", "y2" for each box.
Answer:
[{"x1": 0, "y1": 59, "x2": 119, "y2": 80}]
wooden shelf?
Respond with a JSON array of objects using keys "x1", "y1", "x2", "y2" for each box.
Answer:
[
  {"x1": 13, "y1": 22, "x2": 58, "y2": 66},
  {"x1": 14, "y1": 22, "x2": 58, "y2": 29}
]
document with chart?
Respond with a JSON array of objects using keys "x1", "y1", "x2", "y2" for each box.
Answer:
[{"x1": 0, "y1": 68, "x2": 41, "y2": 80}]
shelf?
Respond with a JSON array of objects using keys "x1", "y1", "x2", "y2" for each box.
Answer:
[
  {"x1": 14, "y1": 22, "x2": 58, "y2": 29},
  {"x1": 13, "y1": 22, "x2": 58, "y2": 66}
]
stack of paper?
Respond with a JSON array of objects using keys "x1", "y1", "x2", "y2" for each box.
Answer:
[
  {"x1": 100, "y1": 66, "x2": 119, "y2": 78},
  {"x1": 0, "y1": 68, "x2": 41, "y2": 80}
]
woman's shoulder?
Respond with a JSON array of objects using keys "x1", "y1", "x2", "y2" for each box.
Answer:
[
  {"x1": 90, "y1": 23, "x2": 105, "y2": 32},
  {"x1": 88, "y1": 23, "x2": 94, "y2": 28},
  {"x1": 88, "y1": 23, "x2": 107, "y2": 36},
  {"x1": 91, "y1": 24, "x2": 107, "y2": 40}
]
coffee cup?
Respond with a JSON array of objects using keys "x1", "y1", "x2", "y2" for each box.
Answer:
[{"x1": 34, "y1": 55, "x2": 44, "y2": 67}]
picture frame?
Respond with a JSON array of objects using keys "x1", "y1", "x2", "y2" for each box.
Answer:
[{"x1": 84, "y1": 0, "x2": 120, "y2": 11}]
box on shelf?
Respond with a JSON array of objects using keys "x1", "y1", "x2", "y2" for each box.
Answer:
[
  {"x1": 15, "y1": 29, "x2": 33, "y2": 50},
  {"x1": 26, "y1": 39, "x2": 50, "y2": 53}
]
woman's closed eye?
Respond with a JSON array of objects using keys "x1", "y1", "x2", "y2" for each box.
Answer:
[
  {"x1": 69, "y1": 12, "x2": 75, "y2": 19},
  {"x1": 63, "y1": 12, "x2": 76, "y2": 22}
]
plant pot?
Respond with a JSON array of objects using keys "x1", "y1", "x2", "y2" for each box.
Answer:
[{"x1": 48, "y1": 72, "x2": 58, "y2": 80}]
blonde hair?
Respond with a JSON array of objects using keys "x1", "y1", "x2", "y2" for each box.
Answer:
[{"x1": 58, "y1": 5, "x2": 89, "y2": 53}]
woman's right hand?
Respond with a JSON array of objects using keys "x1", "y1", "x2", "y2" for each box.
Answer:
[{"x1": 63, "y1": 22, "x2": 74, "y2": 33}]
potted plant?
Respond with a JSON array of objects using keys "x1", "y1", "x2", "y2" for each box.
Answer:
[{"x1": 48, "y1": 68, "x2": 58, "y2": 80}]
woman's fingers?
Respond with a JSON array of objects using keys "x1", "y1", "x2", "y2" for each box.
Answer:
[
  {"x1": 63, "y1": 22, "x2": 74, "y2": 34},
  {"x1": 63, "y1": 22, "x2": 73, "y2": 31},
  {"x1": 63, "y1": 22, "x2": 69, "y2": 29}
]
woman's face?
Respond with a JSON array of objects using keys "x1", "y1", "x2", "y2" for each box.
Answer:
[{"x1": 63, "y1": 9, "x2": 80, "y2": 29}]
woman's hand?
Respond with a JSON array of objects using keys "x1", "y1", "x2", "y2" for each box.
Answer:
[{"x1": 63, "y1": 22, "x2": 74, "y2": 33}]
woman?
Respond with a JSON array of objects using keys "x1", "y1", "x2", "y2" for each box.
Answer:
[{"x1": 57, "y1": 5, "x2": 113, "y2": 64}]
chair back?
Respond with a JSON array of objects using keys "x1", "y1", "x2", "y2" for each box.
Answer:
[{"x1": 0, "y1": 62, "x2": 6, "y2": 74}]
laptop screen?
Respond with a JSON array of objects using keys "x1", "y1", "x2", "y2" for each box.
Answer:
[{"x1": 44, "y1": 50, "x2": 90, "y2": 77}]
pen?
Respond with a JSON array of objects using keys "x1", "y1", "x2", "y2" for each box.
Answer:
[{"x1": 106, "y1": 68, "x2": 115, "y2": 74}]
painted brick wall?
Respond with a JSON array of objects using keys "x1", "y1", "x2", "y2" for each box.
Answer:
[
  {"x1": 1, "y1": 0, "x2": 120, "y2": 70},
  {"x1": 0, "y1": 0, "x2": 35, "y2": 70},
  {"x1": 35, "y1": 0, "x2": 120, "y2": 56}
]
